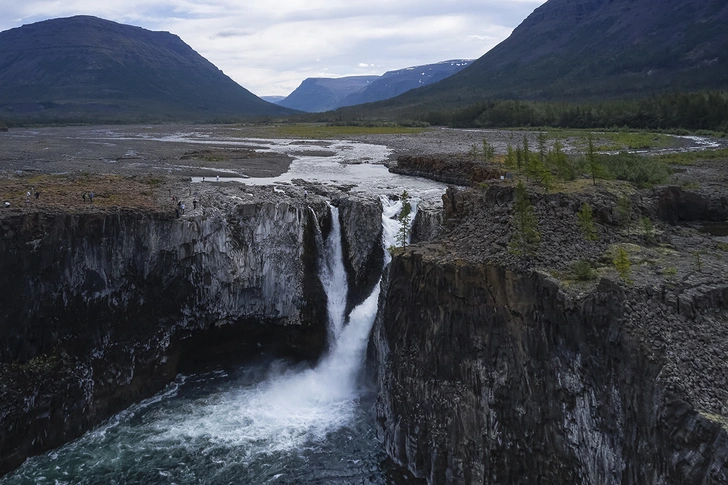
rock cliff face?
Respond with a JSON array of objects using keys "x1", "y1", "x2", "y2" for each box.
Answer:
[
  {"x1": 0, "y1": 190, "x2": 384, "y2": 475},
  {"x1": 373, "y1": 184, "x2": 728, "y2": 484}
]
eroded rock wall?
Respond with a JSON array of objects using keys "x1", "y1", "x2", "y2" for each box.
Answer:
[
  {"x1": 374, "y1": 249, "x2": 728, "y2": 484},
  {"x1": 0, "y1": 192, "x2": 384, "y2": 475}
]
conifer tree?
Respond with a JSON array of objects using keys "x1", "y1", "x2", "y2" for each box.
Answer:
[
  {"x1": 576, "y1": 202, "x2": 597, "y2": 240},
  {"x1": 505, "y1": 143, "x2": 516, "y2": 169},
  {"x1": 396, "y1": 190, "x2": 412, "y2": 250},
  {"x1": 482, "y1": 138, "x2": 495, "y2": 163},
  {"x1": 537, "y1": 132, "x2": 548, "y2": 168},
  {"x1": 508, "y1": 181, "x2": 541, "y2": 257},
  {"x1": 613, "y1": 246, "x2": 632, "y2": 283},
  {"x1": 585, "y1": 133, "x2": 605, "y2": 185},
  {"x1": 616, "y1": 195, "x2": 632, "y2": 233},
  {"x1": 549, "y1": 139, "x2": 573, "y2": 180}
]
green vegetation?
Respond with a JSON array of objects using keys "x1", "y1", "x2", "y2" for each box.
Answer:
[
  {"x1": 641, "y1": 217, "x2": 656, "y2": 244},
  {"x1": 482, "y1": 138, "x2": 496, "y2": 163},
  {"x1": 576, "y1": 203, "x2": 598, "y2": 241},
  {"x1": 718, "y1": 242, "x2": 728, "y2": 252},
  {"x1": 418, "y1": 92, "x2": 728, "y2": 133},
  {"x1": 616, "y1": 195, "x2": 632, "y2": 229},
  {"x1": 395, "y1": 190, "x2": 413, "y2": 250},
  {"x1": 585, "y1": 133, "x2": 605, "y2": 185},
  {"x1": 613, "y1": 246, "x2": 633, "y2": 284},
  {"x1": 653, "y1": 147, "x2": 728, "y2": 165},
  {"x1": 508, "y1": 181, "x2": 541, "y2": 257},
  {"x1": 693, "y1": 251, "x2": 703, "y2": 272},
  {"x1": 598, "y1": 152, "x2": 671, "y2": 187},
  {"x1": 572, "y1": 259, "x2": 597, "y2": 281}
]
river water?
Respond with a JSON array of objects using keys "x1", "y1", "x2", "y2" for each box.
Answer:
[{"x1": 1, "y1": 197, "x2": 419, "y2": 485}]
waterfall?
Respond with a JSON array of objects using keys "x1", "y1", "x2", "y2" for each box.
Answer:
[
  {"x1": 320, "y1": 204, "x2": 348, "y2": 340},
  {"x1": 2, "y1": 196, "x2": 419, "y2": 484},
  {"x1": 141, "y1": 198, "x2": 409, "y2": 451}
]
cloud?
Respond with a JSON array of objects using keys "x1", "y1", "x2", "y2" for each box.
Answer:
[{"x1": 0, "y1": 0, "x2": 546, "y2": 96}]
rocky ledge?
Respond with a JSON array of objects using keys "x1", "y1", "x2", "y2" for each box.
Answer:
[
  {"x1": 374, "y1": 181, "x2": 728, "y2": 484},
  {"x1": 390, "y1": 154, "x2": 503, "y2": 187}
]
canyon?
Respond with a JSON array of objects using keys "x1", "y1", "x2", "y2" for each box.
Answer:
[{"x1": 0, "y1": 127, "x2": 727, "y2": 483}]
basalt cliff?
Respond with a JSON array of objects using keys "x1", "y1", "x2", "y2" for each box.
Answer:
[
  {"x1": 374, "y1": 183, "x2": 728, "y2": 483},
  {"x1": 2, "y1": 171, "x2": 728, "y2": 483},
  {"x1": 0, "y1": 185, "x2": 384, "y2": 475}
]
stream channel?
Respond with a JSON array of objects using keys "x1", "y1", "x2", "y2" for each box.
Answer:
[{"x1": 0, "y1": 137, "x2": 445, "y2": 485}]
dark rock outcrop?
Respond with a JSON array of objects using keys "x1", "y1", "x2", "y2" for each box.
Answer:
[
  {"x1": 374, "y1": 248, "x2": 728, "y2": 484},
  {"x1": 0, "y1": 191, "x2": 384, "y2": 475},
  {"x1": 373, "y1": 183, "x2": 728, "y2": 484},
  {"x1": 336, "y1": 196, "x2": 384, "y2": 311},
  {"x1": 391, "y1": 155, "x2": 503, "y2": 187}
]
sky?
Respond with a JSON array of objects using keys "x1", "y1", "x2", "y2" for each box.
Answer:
[{"x1": 0, "y1": 0, "x2": 546, "y2": 97}]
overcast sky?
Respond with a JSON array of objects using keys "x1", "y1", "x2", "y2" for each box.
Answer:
[{"x1": 0, "y1": 0, "x2": 546, "y2": 97}]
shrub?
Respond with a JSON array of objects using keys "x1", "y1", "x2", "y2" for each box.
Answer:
[
  {"x1": 572, "y1": 259, "x2": 597, "y2": 281},
  {"x1": 598, "y1": 152, "x2": 671, "y2": 187}
]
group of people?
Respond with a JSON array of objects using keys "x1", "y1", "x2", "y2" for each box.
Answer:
[
  {"x1": 82, "y1": 192, "x2": 95, "y2": 202},
  {"x1": 172, "y1": 194, "x2": 199, "y2": 218}
]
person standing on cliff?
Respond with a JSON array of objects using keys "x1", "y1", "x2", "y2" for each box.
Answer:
[
  {"x1": 89, "y1": 192, "x2": 94, "y2": 203},
  {"x1": 82, "y1": 192, "x2": 87, "y2": 202}
]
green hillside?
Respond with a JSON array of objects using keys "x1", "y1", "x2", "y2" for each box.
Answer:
[
  {"x1": 338, "y1": 0, "x2": 728, "y2": 119},
  {"x1": 0, "y1": 16, "x2": 294, "y2": 123}
]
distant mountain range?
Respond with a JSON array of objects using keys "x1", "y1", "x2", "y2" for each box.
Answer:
[
  {"x1": 277, "y1": 76, "x2": 379, "y2": 113},
  {"x1": 277, "y1": 60, "x2": 472, "y2": 112},
  {"x1": 351, "y1": 0, "x2": 728, "y2": 115},
  {"x1": 0, "y1": 16, "x2": 294, "y2": 123}
]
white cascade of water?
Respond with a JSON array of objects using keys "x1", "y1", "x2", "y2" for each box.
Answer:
[
  {"x1": 380, "y1": 194, "x2": 418, "y2": 265},
  {"x1": 127, "y1": 196, "x2": 416, "y2": 458},
  {"x1": 320, "y1": 204, "x2": 348, "y2": 340}
]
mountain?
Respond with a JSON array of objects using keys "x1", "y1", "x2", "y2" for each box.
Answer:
[
  {"x1": 279, "y1": 60, "x2": 471, "y2": 113},
  {"x1": 0, "y1": 16, "x2": 294, "y2": 123},
  {"x1": 260, "y1": 96, "x2": 286, "y2": 104},
  {"x1": 277, "y1": 76, "x2": 379, "y2": 112},
  {"x1": 339, "y1": 60, "x2": 472, "y2": 107},
  {"x1": 353, "y1": 0, "x2": 728, "y2": 115}
]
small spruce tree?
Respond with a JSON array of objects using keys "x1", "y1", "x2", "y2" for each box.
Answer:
[
  {"x1": 482, "y1": 138, "x2": 495, "y2": 163},
  {"x1": 585, "y1": 133, "x2": 605, "y2": 185},
  {"x1": 613, "y1": 246, "x2": 632, "y2": 284},
  {"x1": 508, "y1": 181, "x2": 541, "y2": 257},
  {"x1": 396, "y1": 190, "x2": 412, "y2": 249},
  {"x1": 641, "y1": 217, "x2": 655, "y2": 244},
  {"x1": 576, "y1": 202, "x2": 598, "y2": 241},
  {"x1": 549, "y1": 139, "x2": 574, "y2": 181},
  {"x1": 505, "y1": 143, "x2": 516, "y2": 169},
  {"x1": 616, "y1": 195, "x2": 632, "y2": 231}
]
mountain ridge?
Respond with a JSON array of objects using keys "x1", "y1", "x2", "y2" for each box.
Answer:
[
  {"x1": 345, "y1": 0, "x2": 728, "y2": 116},
  {"x1": 0, "y1": 16, "x2": 294, "y2": 122},
  {"x1": 280, "y1": 59, "x2": 472, "y2": 113}
]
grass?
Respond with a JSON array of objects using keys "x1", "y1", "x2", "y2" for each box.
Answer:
[
  {"x1": 274, "y1": 123, "x2": 427, "y2": 138},
  {"x1": 596, "y1": 132, "x2": 676, "y2": 151},
  {"x1": 653, "y1": 147, "x2": 728, "y2": 165},
  {"x1": 0, "y1": 174, "x2": 167, "y2": 212},
  {"x1": 537, "y1": 128, "x2": 679, "y2": 151}
]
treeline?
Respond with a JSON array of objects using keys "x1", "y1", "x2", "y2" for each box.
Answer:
[
  {"x1": 474, "y1": 132, "x2": 671, "y2": 189},
  {"x1": 421, "y1": 91, "x2": 728, "y2": 133}
]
